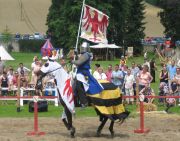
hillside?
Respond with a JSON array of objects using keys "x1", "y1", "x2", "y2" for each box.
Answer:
[
  {"x1": 144, "y1": 2, "x2": 165, "y2": 37},
  {"x1": 0, "y1": 0, "x2": 51, "y2": 34},
  {"x1": 0, "y1": 1, "x2": 164, "y2": 37}
]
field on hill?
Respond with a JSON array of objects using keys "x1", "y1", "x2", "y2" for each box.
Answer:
[
  {"x1": 144, "y1": 2, "x2": 164, "y2": 37},
  {"x1": 0, "y1": 0, "x2": 51, "y2": 34},
  {"x1": 0, "y1": 1, "x2": 164, "y2": 36},
  {"x1": 0, "y1": 114, "x2": 180, "y2": 141}
]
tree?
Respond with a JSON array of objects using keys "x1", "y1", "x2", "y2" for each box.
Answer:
[
  {"x1": 159, "y1": 0, "x2": 180, "y2": 41},
  {"x1": 125, "y1": 0, "x2": 145, "y2": 55},
  {"x1": 47, "y1": 0, "x2": 112, "y2": 53},
  {"x1": 47, "y1": 0, "x2": 146, "y2": 55}
]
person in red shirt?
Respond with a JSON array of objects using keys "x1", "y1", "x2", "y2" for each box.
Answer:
[{"x1": 105, "y1": 64, "x2": 112, "y2": 82}]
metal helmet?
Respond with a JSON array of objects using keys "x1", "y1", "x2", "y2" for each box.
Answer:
[{"x1": 80, "y1": 42, "x2": 90, "y2": 53}]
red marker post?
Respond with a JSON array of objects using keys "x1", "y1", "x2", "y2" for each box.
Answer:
[
  {"x1": 134, "y1": 94, "x2": 150, "y2": 133},
  {"x1": 27, "y1": 96, "x2": 45, "y2": 136}
]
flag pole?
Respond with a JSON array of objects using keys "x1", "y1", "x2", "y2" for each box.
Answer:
[{"x1": 75, "y1": 0, "x2": 86, "y2": 52}]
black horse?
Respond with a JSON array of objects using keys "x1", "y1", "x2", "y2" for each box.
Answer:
[
  {"x1": 35, "y1": 60, "x2": 129, "y2": 138},
  {"x1": 74, "y1": 79, "x2": 130, "y2": 137}
]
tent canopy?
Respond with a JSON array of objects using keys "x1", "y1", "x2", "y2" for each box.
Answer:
[
  {"x1": 0, "y1": 45, "x2": 15, "y2": 60},
  {"x1": 41, "y1": 39, "x2": 54, "y2": 57},
  {"x1": 90, "y1": 43, "x2": 122, "y2": 49},
  {"x1": 89, "y1": 43, "x2": 122, "y2": 61}
]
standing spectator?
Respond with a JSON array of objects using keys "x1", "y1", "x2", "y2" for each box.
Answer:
[
  {"x1": 31, "y1": 59, "x2": 41, "y2": 85},
  {"x1": 93, "y1": 64, "x2": 100, "y2": 79},
  {"x1": 7, "y1": 68, "x2": 14, "y2": 88},
  {"x1": 167, "y1": 60, "x2": 177, "y2": 80},
  {"x1": 94, "y1": 67, "x2": 107, "y2": 80},
  {"x1": 17, "y1": 63, "x2": 30, "y2": 75},
  {"x1": 131, "y1": 62, "x2": 140, "y2": 78},
  {"x1": 150, "y1": 58, "x2": 156, "y2": 83},
  {"x1": 138, "y1": 65, "x2": 153, "y2": 91},
  {"x1": 131, "y1": 62, "x2": 140, "y2": 101},
  {"x1": 105, "y1": 64, "x2": 112, "y2": 82},
  {"x1": 112, "y1": 64, "x2": 123, "y2": 89},
  {"x1": 171, "y1": 67, "x2": 180, "y2": 104},
  {"x1": 0, "y1": 57, "x2": 5, "y2": 75},
  {"x1": 121, "y1": 65, "x2": 128, "y2": 94},
  {"x1": 119, "y1": 56, "x2": 126, "y2": 71},
  {"x1": 124, "y1": 69, "x2": 135, "y2": 104},
  {"x1": 19, "y1": 71, "x2": 28, "y2": 88},
  {"x1": 0, "y1": 71, "x2": 9, "y2": 96},
  {"x1": 59, "y1": 57, "x2": 68, "y2": 71},
  {"x1": 12, "y1": 71, "x2": 19, "y2": 88},
  {"x1": 159, "y1": 66, "x2": 169, "y2": 84},
  {"x1": 144, "y1": 51, "x2": 147, "y2": 62}
]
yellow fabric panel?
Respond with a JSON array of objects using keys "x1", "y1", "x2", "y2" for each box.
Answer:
[
  {"x1": 87, "y1": 88, "x2": 121, "y2": 100},
  {"x1": 95, "y1": 104, "x2": 125, "y2": 115}
]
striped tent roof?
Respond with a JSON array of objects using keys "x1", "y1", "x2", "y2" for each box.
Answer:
[{"x1": 41, "y1": 39, "x2": 54, "y2": 57}]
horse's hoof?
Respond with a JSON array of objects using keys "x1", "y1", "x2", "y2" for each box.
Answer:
[
  {"x1": 96, "y1": 131, "x2": 101, "y2": 137},
  {"x1": 110, "y1": 131, "x2": 114, "y2": 138},
  {"x1": 70, "y1": 127, "x2": 76, "y2": 138}
]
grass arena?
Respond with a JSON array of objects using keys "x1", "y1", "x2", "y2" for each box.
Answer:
[{"x1": 0, "y1": 114, "x2": 180, "y2": 141}]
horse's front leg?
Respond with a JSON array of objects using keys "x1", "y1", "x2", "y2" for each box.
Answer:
[
  {"x1": 59, "y1": 98, "x2": 75, "y2": 138},
  {"x1": 61, "y1": 111, "x2": 70, "y2": 130},
  {"x1": 96, "y1": 116, "x2": 108, "y2": 137},
  {"x1": 109, "y1": 121, "x2": 114, "y2": 138}
]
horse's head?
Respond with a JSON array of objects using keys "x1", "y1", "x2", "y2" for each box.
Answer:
[{"x1": 35, "y1": 60, "x2": 61, "y2": 91}]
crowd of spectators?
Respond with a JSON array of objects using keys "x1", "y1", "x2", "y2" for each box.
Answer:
[
  {"x1": 91, "y1": 55, "x2": 180, "y2": 108},
  {"x1": 0, "y1": 50, "x2": 179, "y2": 110},
  {"x1": 0, "y1": 56, "x2": 55, "y2": 97}
]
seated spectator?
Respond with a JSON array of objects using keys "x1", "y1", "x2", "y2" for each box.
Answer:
[
  {"x1": 44, "y1": 79, "x2": 55, "y2": 96},
  {"x1": 139, "y1": 84, "x2": 155, "y2": 103},
  {"x1": 0, "y1": 71, "x2": 10, "y2": 96},
  {"x1": 165, "y1": 92, "x2": 176, "y2": 113},
  {"x1": 159, "y1": 82, "x2": 169, "y2": 104}
]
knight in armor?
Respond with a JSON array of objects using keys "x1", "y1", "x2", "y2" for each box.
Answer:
[{"x1": 72, "y1": 42, "x2": 103, "y2": 107}]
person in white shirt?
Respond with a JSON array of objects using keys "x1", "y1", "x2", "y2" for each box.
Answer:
[
  {"x1": 94, "y1": 67, "x2": 107, "y2": 80},
  {"x1": 17, "y1": 63, "x2": 30, "y2": 75},
  {"x1": 93, "y1": 64, "x2": 100, "y2": 79},
  {"x1": 0, "y1": 57, "x2": 5, "y2": 75},
  {"x1": 124, "y1": 69, "x2": 135, "y2": 104}
]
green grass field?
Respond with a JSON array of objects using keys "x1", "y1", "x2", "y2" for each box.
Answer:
[{"x1": 1, "y1": 52, "x2": 180, "y2": 117}]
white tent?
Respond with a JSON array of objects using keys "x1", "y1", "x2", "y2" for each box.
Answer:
[
  {"x1": 90, "y1": 43, "x2": 122, "y2": 60},
  {"x1": 90, "y1": 43, "x2": 122, "y2": 49},
  {"x1": 0, "y1": 45, "x2": 15, "y2": 60}
]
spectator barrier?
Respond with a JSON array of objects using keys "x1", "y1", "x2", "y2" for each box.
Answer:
[
  {"x1": 0, "y1": 95, "x2": 180, "y2": 136},
  {"x1": 0, "y1": 87, "x2": 58, "y2": 106}
]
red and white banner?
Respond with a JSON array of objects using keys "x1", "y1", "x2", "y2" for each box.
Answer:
[
  {"x1": 62, "y1": 77, "x2": 75, "y2": 113},
  {"x1": 80, "y1": 4, "x2": 109, "y2": 44}
]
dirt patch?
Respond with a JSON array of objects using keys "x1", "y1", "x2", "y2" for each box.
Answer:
[{"x1": 0, "y1": 113, "x2": 180, "y2": 141}]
